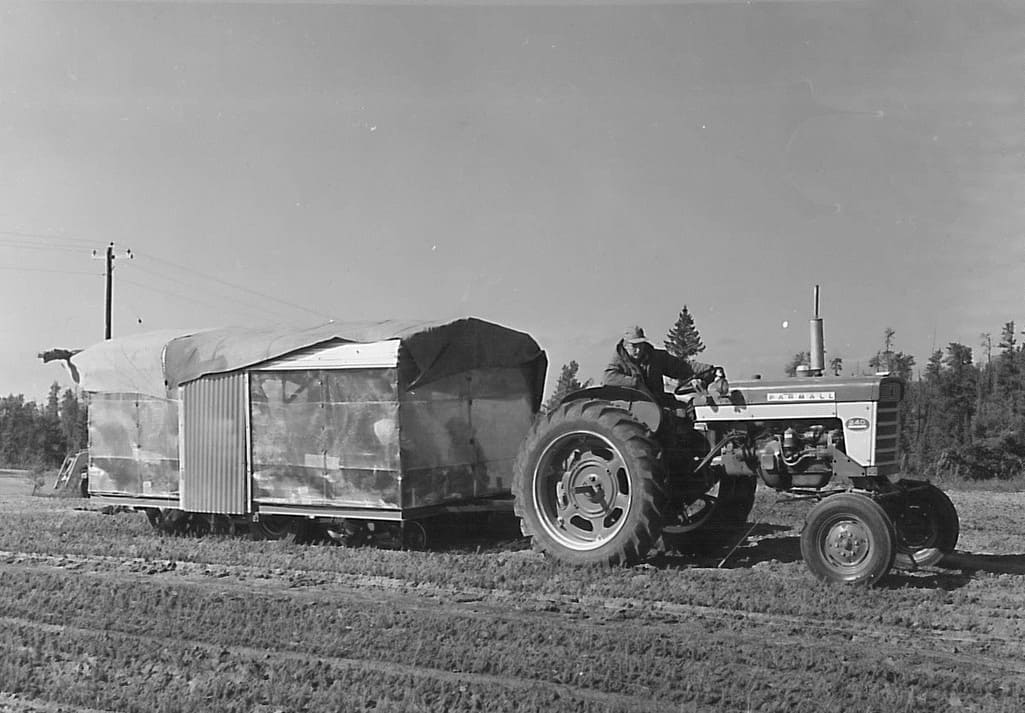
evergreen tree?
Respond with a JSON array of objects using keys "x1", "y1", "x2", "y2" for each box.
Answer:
[
  {"x1": 0, "y1": 395, "x2": 43, "y2": 467},
  {"x1": 784, "y1": 351, "x2": 810, "y2": 377},
  {"x1": 941, "y1": 342, "x2": 977, "y2": 447},
  {"x1": 996, "y1": 321, "x2": 1021, "y2": 414},
  {"x1": 59, "y1": 388, "x2": 88, "y2": 452},
  {"x1": 45, "y1": 382, "x2": 60, "y2": 420},
  {"x1": 544, "y1": 361, "x2": 588, "y2": 412},
  {"x1": 868, "y1": 327, "x2": 915, "y2": 380},
  {"x1": 829, "y1": 356, "x2": 843, "y2": 376},
  {"x1": 664, "y1": 306, "x2": 705, "y2": 359}
]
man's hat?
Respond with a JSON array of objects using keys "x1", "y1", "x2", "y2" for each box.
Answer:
[{"x1": 622, "y1": 326, "x2": 651, "y2": 345}]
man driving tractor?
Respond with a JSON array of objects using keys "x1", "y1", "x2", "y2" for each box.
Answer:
[{"x1": 603, "y1": 325, "x2": 726, "y2": 408}]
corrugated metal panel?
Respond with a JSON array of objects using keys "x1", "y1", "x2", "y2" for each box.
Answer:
[
  {"x1": 181, "y1": 372, "x2": 248, "y2": 514},
  {"x1": 258, "y1": 340, "x2": 400, "y2": 370}
]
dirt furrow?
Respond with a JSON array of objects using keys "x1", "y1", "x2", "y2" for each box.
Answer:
[
  {"x1": 0, "y1": 692, "x2": 116, "y2": 713},
  {"x1": 0, "y1": 615, "x2": 673, "y2": 713},
  {"x1": 4, "y1": 547, "x2": 1024, "y2": 669}
]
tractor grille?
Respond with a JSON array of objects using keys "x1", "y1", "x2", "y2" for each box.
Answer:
[{"x1": 875, "y1": 402, "x2": 900, "y2": 474}]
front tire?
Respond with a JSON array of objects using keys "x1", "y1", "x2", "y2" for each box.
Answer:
[
  {"x1": 801, "y1": 493, "x2": 895, "y2": 586},
  {"x1": 512, "y1": 399, "x2": 665, "y2": 566},
  {"x1": 892, "y1": 481, "x2": 959, "y2": 569}
]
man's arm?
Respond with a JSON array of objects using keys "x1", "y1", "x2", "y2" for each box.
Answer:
[
  {"x1": 603, "y1": 355, "x2": 639, "y2": 387},
  {"x1": 654, "y1": 351, "x2": 716, "y2": 384},
  {"x1": 687, "y1": 359, "x2": 717, "y2": 383}
]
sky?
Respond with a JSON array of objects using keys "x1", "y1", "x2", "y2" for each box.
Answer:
[{"x1": 1, "y1": 0, "x2": 1023, "y2": 400}]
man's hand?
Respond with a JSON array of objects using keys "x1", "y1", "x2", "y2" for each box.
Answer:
[{"x1": 710, "y1": 368, "x2": 729, "y2": 398}]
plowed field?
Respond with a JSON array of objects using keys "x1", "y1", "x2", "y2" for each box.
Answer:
[{"x1": 1, "y1": 472, "x2": 1024, "y2": 712}]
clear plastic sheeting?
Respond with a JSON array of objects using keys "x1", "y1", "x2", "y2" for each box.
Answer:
[
  {"x1": 399, "y1": 366, "x2": 536, "y2": 508},
  {"x1": 88, "y1": 393, "x2": 180, "y2": 496},
  {"x1": 250, "y1": 368, "x2": 401, "y2": 508}
]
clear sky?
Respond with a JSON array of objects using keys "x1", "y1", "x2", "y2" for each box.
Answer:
[{"x1": 2, "y1": 0, "x2": 1023, "y2": 400}]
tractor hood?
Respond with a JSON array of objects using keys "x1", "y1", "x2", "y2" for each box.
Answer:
[{"x1": 722, "y1": 375, "x2": 903, "y2": 406}]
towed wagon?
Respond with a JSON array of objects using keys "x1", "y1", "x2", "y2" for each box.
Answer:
[{"x1": 66, "y1": 318, "x2": 546, "y2": 545}]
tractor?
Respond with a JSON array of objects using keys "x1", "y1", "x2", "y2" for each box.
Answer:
[{"x1": 511, "y1": 291, "x2": 958, "y2": 586}]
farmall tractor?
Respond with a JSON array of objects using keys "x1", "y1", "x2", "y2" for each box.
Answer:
[{"x1": 511, "y1": 292, "x2": 959, "y2": 586}]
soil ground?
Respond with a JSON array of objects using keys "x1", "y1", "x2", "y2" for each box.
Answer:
[{"x1": 1, "y1": 472, "x2": 1024, "y2": 712}]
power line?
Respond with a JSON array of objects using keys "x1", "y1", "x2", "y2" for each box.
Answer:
[
  {"x1": 0, "y1": 226, "x2": 337, "y2": 323},
  {"x1": 129, "y1": 262, "x2": 301, "y2": 323},
  {"x1": 119, "y1": 276, "x2": 296, "y2": 324},
  {"x1": 0, "y1": 266, "x2": 101, "y2": 276},
  {"x1": 0, "y1": 230, "x2": 93, "y2": 247},
  {"x1": 0, "y1": 240, "x2": 94, "y2": 254},
  {"x1": 135, "y1": 252, "x2": 336, "y2": 321}
]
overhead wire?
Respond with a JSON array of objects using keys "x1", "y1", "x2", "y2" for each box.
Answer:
[
  {"x1": 0, "y1": 227, "x2": 336, "y2": 324},
  {"x1": 0, "y1": 240, "x2": 97, "y2": 255},
  {"x1": 0, "y1": 266, "x2": 101, "y2": 276},
  {"x1": 118, "y1": 277, "x2": 298, "y2": 325},
  {"x1": 128, "y1": 261, "x2": 302, "y2": 324},
  {"x1": 135, "y1": 252, "x2": 336, "y2": 321},
  {"x1": 0, "y1": 230, "x2": 93, "y2": 247}
]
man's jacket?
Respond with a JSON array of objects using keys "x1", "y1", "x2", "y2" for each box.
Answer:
[{"x1": 602, "y1": 341, "x2": 715, "y2": 404}]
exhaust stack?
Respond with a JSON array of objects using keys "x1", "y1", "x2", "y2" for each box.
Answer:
[{"x1": 808, "y1": 285, "x2": 825, "y2": 377}]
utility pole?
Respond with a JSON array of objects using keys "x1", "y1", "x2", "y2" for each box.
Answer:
[
  {"x1": 104, "y1": 243, "x2": 113, "y2": 340},
  {"x1": 93, "y1": 242, "x2": 133, "y2": 340}
]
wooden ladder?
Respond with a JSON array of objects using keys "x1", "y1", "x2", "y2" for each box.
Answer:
[{"x1": 53, "y1": 450, "x2": 88, "y2": 490}]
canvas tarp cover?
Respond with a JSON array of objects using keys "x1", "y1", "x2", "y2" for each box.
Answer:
[
  {"x1": 71, "y1": 329, "x2": 200, "y2": 397},
  {"x1": 70, "y1": 318, "x2": 547, "y2": 406}
]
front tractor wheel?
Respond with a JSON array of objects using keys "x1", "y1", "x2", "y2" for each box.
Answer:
[
  {"x1": 892, "y1": 481, "x2": 959, "y2": 569},
  {"x1": 512, "y1": 399, "x2": 665, "y2": 566},
  {"x1": 801, "y1": 493, "x2": 896, "y2": 586}
]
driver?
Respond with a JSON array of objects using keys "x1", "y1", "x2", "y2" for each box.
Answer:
[{"x1": 603, "y1": 326, "x2": 725, "y2": 408}]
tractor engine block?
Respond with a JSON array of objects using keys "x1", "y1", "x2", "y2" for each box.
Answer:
[{"x1": 717, "y1": 421, "x2": 844, "y2": 490}]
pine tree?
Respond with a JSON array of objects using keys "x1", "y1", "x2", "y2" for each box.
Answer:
[
  {"x1": 829, "y1": 356, "x2": 843, "y2": 376},
  {"x1": 45, "y1": 382, "x2": 60, "y2": 420},
  {"x1": 868, "y1": 328, "x2": 915, "y2": 380},
  {"x1": 784, "y1": 351, "x2": 810, "y2": 377},
  {"x1": 664, "y1": 306, "x2": 705, "y2": 359},
  {"x1": 544, "y1": 361, "x2": 588, "y2": 412},
  {"x1": 59, "y1": 388, "x2": 87, "y2": 452},
  {"x1": 941, "y1": 342, "x2": 977, "y2": 447},
  {"x1": 996, "y1": 321, "x2": 1020, "y2": 414}
]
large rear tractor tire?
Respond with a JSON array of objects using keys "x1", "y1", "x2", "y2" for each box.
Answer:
[
  {"x1": 801, "y1": 493, "x2": 896, "y2": 586},
  {"x1": 891, "y1": 481, "x2": 959, "y2": 569},
  {"x1": 512, "y1": 399, "x2": 666, "y2": 566}
]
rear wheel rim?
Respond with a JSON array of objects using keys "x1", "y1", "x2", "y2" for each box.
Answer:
[{"x1": 533, "y1": 431, "x2": 633, "y2": 551}]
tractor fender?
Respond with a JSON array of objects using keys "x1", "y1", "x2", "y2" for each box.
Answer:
[{"x1": 557, "y1": 385, "x2": 663, "y2": 433}]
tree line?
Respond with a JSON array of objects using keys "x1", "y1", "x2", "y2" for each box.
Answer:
[{"x1": 0, "y1": 383, "x2": 88, "y2": 469}]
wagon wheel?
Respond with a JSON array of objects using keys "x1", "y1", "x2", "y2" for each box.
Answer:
[
  {"x1": 144, "y1": 508, "x2": 165, "y2": 530},
  {"x1": 250, "y1": 515, "x2": 308, "y2": 543},
  {"x1": 402, "y1": 521, "x2": 428, "y2": 551}
]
